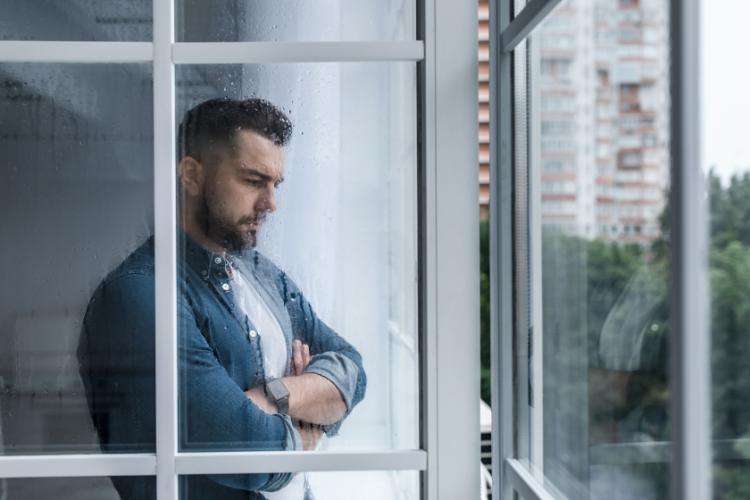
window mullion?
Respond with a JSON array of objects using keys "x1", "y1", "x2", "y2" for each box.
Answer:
[
  {"x1": 505, "y1": 459, "x2": 556, "y2": 500},
  {"x1": 0, "y1": 454, "x2": 156, "y2": 479},
  {"x1": 171, "y1": 41, "x2": 424, "y2": 64},
  {"x1": 0, "y1": 41, "x2": 153, "y2": 63},
  {"x1": 174, "y1": 450, "x2": 427, "y2": 475},
  {"x1": 501, "y1": 0, "x2": 564, "y2": 53},
  {"x1": 668, "y1": 0, "x2": 710, "y2": 499},
  {"x1": 490, "y1": 0, "x2": 515, "y2": 499},
  {"x1": 154, "y1": 0, "x2": 178, "y2": 498}
]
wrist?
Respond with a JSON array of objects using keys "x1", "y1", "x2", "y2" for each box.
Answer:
[{"x1": 265, "y1": 378, "x2": 290, "y2": 414}]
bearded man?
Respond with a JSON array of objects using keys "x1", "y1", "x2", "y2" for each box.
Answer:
[{"x1": 77, "y1": 98, "x2": 367, "y2": 500}]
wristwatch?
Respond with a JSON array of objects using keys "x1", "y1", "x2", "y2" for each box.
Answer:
[{"x1": 265, "y1": 378, "x2": 290, "y2": 415}]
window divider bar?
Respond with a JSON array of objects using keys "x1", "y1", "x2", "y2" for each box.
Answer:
[
  {"x1": 0, "y1": 41, "x2": 425, "y2": 65},
  {"x1": 0, "y1": 41, "x2": 153, "y2": 63},
  {"x1": 668, "y1": 0, "x2": 710, "y2": 499},
  {"x1": 0, "y1": 454, "x2": 156, "y2": 479},
  {"x1": 500, "y1": 0, "x2": 564, "y2": 53},
  {"x1": 153, "y1": 0, "x2": 177, "y2": 498},
  {"x1": 418, "y1": 0, "x2": 438, "y2": 499},
  {"x1": 490, "y1": 0, "x2": 515, "y2": 499},
  {"x1": 504, "y1": 459, "x2": 557, "y2": 500},
  {"x1": 430, "y1": 0, "x2": 480, "y2": 497},
  {"x1": 175, "y1": 450, "x2": 427, "y2": 475},
  {"x1": 171, "y1": 41, "x2": 425, "y2": 64}
]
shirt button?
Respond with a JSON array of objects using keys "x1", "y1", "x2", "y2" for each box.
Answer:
[
  {"x1": 221, "y1": 283, "x2": 231, "y2": 291},
  {"x1": 249, "y1": 330, "x2": 258, "y2": 338},
  {"x1": 214, "y1": 257, "x2": 222, "y2": 264}
]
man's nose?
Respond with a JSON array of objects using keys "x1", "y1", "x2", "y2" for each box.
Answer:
[{"x1": 259, "y1": 186, "x2": 277, "y2": 213}]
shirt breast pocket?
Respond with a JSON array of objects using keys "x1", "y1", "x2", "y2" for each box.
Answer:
[{"x1": 205, "y1": 317, "x2": 264, "y2": 390}]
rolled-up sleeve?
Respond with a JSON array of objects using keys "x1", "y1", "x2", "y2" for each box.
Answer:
[
  {"x1": 304, "y1": 351, "x2": 360, "y2": 413},
  {"x1": 278, "y1": 271, "x2": 368, "y2": 436}
]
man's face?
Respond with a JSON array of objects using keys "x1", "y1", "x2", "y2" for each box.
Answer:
[{"x1": 197, "y1": 129, "x2": 285, "y2": 252}]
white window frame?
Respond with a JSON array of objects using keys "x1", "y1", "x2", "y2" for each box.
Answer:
[
  {"x1": 0, "y1": 1, "x2": 480, "y2": 499},
  {"x1": 489, "y1": 0, "x2": 709, "y2": 499}
]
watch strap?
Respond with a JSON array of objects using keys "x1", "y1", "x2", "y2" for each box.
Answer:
[{"x1": 265, "y1": 378, "x2": 290, "y2": 414}]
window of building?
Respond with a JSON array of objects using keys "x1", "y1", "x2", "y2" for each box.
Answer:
[
  {"x1": 0, "y1": 1, "x2": 479, "y2": 498},
  {"x1": 489, "y1": 0, "x2": 716, "y2": 498}
]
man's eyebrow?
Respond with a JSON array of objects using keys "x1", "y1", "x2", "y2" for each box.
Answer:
[{"x1": 239, "y1": 165, "x2": 284, "y2": 184}]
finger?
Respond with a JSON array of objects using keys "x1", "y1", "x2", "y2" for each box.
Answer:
[
  {"x1": 302, "y1": 343, "x2": 311, "y2": 369},
  {"x1": 293, "y1": 340, "x2": 303, "y2": 375}
]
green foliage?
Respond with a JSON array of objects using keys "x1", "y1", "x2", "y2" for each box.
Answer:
[{"x1": 478, "y1": 170, "x2": 750, "y2": 495}]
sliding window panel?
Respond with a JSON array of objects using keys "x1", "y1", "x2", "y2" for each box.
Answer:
[
  {"x1": 0, "y1": 63, "x2": 154, "y2": 456},
  {"x1": 703, "y1": 1, "x2": 750, "y2": 497},
  {"x1": 0, "y1": 1, "x2": 152, "y2": 41},
  {"x1": 171, "y1": 61, "x2": 418, "y2": 481},
  {"x1": 528, "y1": 0, "x2": 672, "y2": 497},
  {"x1": 176, "y1": 0, "x2": 416, "y2": 42}
]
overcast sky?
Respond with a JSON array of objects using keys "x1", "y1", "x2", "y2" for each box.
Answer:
[{"x1": 702, "y1": 0, "x2": 750, "y2": 179}]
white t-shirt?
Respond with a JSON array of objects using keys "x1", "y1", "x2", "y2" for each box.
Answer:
[{"x1": 231, "y1": 266, "x2": 307, "y2": 499}]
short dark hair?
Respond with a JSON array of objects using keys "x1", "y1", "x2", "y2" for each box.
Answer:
[{"x1": 177, "y1": 98, "x2": 293, "y2": 163}]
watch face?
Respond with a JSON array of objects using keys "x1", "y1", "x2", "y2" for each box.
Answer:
[
  {"x1": 267, "y1": 378, "x2": 289, "y2": 414},
  {"x1": 269, "y1": 379, "x2": 289, "y2": 400}
]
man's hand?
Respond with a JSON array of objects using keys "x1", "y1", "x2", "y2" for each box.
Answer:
[
  {"x1": 292, "y1": 339, "x2": 311, "y2": 376},
  {"x1": 297, "y1": 421, "x2": 323, "y2": 451},
  {"x1": 291, "y1": 340, "x2": 324, "y2": 450}
]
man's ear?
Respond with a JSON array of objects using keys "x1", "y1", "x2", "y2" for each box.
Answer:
[{"x1": 178, "y1": 156, "x2": 205, "y2": 197}]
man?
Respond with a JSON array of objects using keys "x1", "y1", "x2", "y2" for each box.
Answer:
[{"x1": 77, "y1": 98, "x2": 367, "y2": 499}]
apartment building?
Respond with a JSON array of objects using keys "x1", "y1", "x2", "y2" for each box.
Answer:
[{"x1": 479, "y1": 0, "x2": 670, "y2": 245}]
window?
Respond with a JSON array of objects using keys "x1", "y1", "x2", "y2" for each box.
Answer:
[
  {"x1": 0, "y1": 63, "x2": 155, "y2": 456},
  {"x1": 489, "y1": 0, "x2": 712, "y2": 498},
  {"x1": 0, "y1": 1, "x2": 479, "y2": 498},
  {"x1": 705, "y1": 1, "x2": 750, "y2": 497},
  {"x1": 540, "y1": 58, "x2": 573, "y2": 83}
]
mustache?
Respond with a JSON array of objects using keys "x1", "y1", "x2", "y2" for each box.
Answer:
[{"x1": 238, "y1": 213, "x2": 268, "y2": 225}]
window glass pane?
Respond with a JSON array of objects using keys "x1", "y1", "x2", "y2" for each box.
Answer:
[
  {"x1": 1, "y1": 476, "x2": 154, "y2": 499},
  {"x1": 513, "y1": 39, "x2": 532, "y2": 463},
  {"x1": 173, "y1": 62, "x2": 418, "y2": 468},
  {"x1": 0, "y1": 64, "x2": 154, "y2": 455},
  {"x1": 528, "y1": 0, "x2": 671, "y2": 497},
  {"x1": 179, "y1": 470, "x2": 419, "y2": 499},
  {"x1": 0, "y1": 1, "x2": 152, "y2": 41},
  {"x1": 176, "y1": 0, "x2": 415, "y2": 42},
  {"x1": 703, "y1": 1, "x2": 750, "y2": 497}
]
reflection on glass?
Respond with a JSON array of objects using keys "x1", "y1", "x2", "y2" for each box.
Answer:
[
  {"x1": 169, "y1": 63, "x2": 417, "y2": 495},
  {"x1": 0, "y1": 64, "x2": 153, "y2": 456},
  {"x1": 176, "y1": 0, "x2": 415, "y2": 42},
  {"x1": 0, "y1": 476, "x2": 154, "y2": 500},
  {"x1": 179, "y1": 471, "x2": 419, "y2": 500},
  {"x1": 530, "y1": 0, "x2": 671, "y2": 497},
  {"x1": 0, "y1": 1, "x2": 152, "y2": 41},
  {"x1": 704, "y1": 1, "x2": 750, "y2": 497}
]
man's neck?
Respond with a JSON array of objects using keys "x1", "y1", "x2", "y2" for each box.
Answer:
[{"x1": 180, "y1": 214, "x2": 228, "y2": 256}]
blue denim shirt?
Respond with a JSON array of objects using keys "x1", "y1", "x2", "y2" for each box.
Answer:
[{"x1": 77, "y1": 234, "x2": 367, "y2": 499}]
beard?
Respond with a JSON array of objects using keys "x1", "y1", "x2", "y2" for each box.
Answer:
[{"x1": 196, "y1": 192, "x2": 261, "y2": 253}]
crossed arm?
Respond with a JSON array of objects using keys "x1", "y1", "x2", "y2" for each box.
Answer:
[{"x1": 244, "y1": 339, "x2": 347, "y2": 449}]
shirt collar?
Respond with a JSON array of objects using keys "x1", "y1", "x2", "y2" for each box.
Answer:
[{"x1": 178, "y1": 228, "x2": 251, "y2": 281}]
